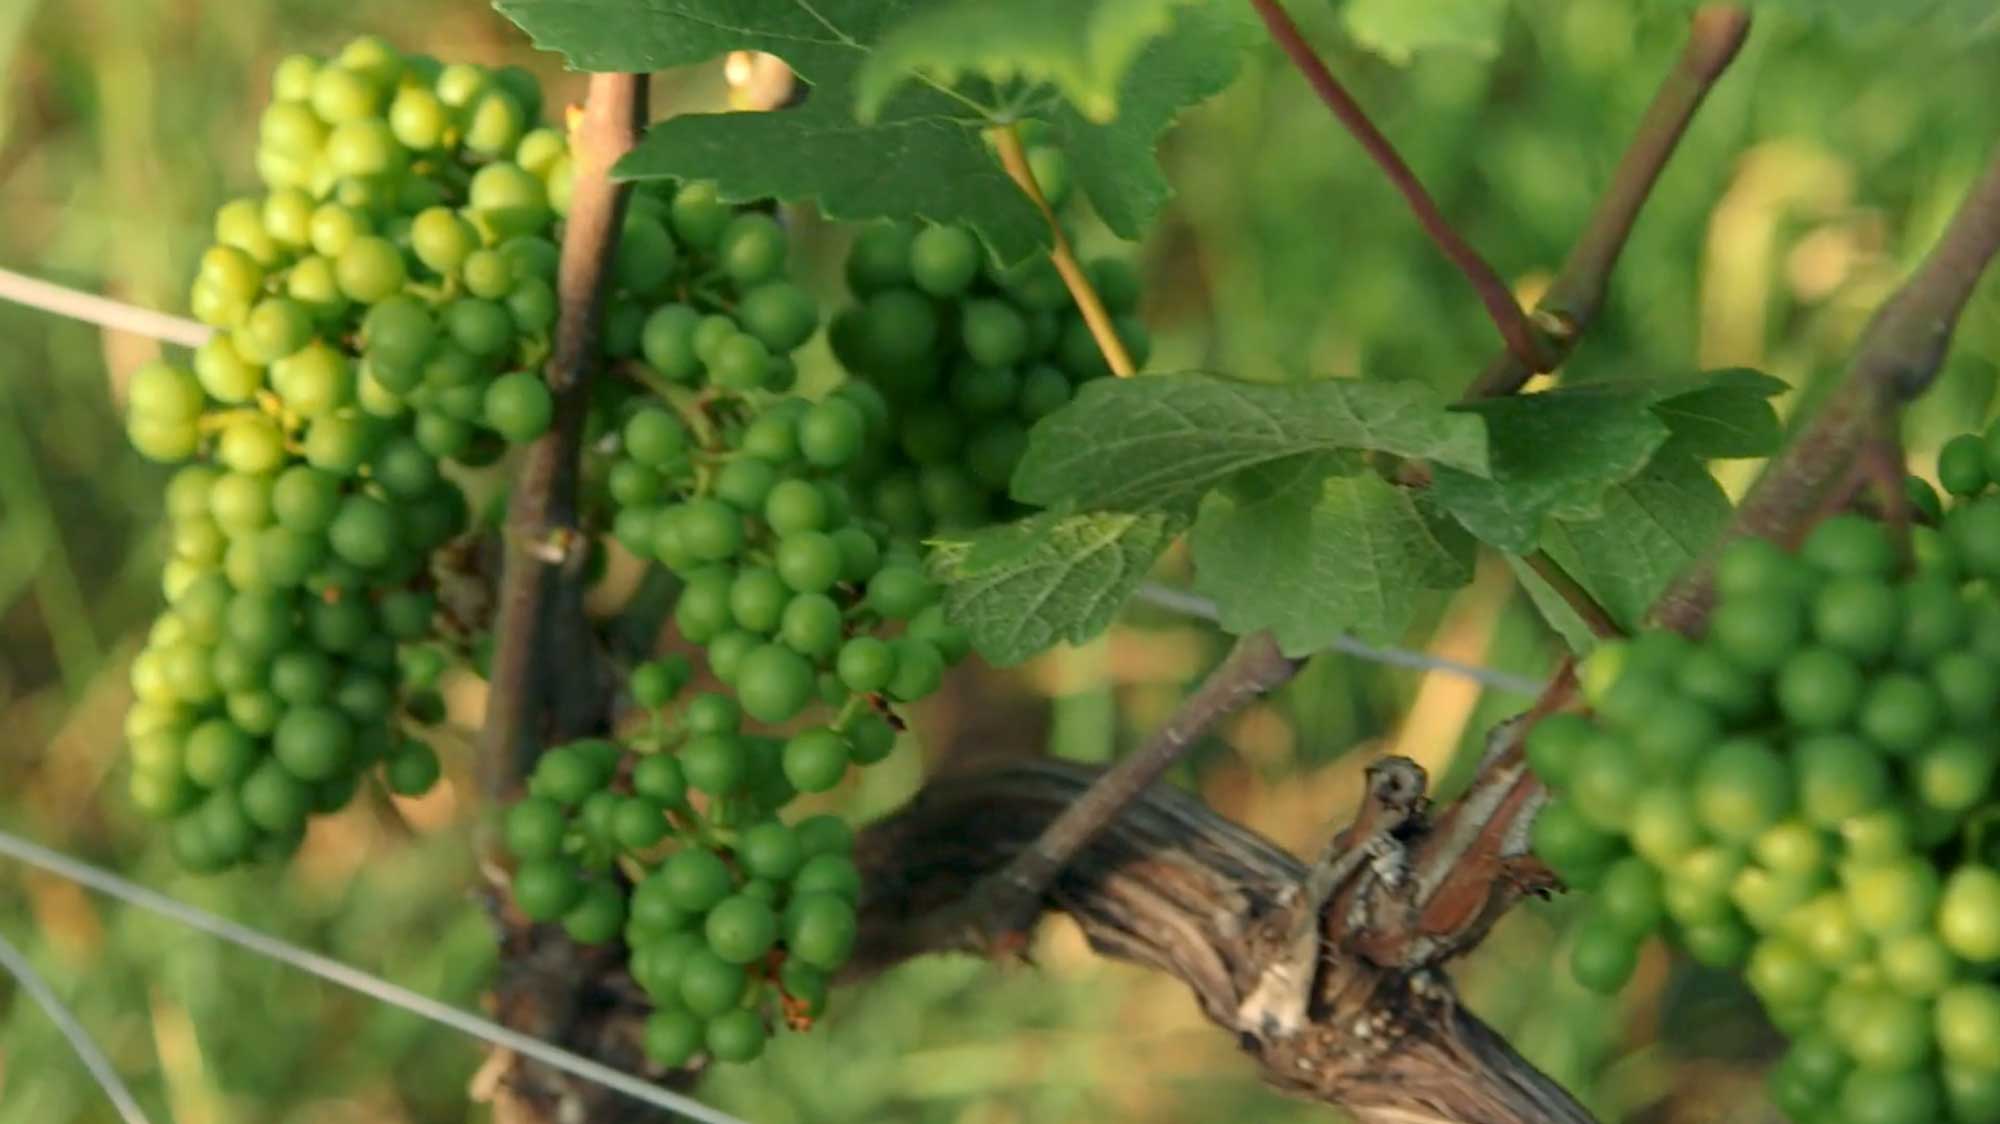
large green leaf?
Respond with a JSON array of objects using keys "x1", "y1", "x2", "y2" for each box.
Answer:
[
  {"x1": 857, "y1": 0, "x2": 1205, "y2": 124},
  {"x1": 1429, "y1": 371, "x2": 1783, "y2": 553},
  {"x1": 1540, "y1": 449, "x2": 1730, "y2": 632},
  {"x1": 1041, "y1": 7, "x2": 1249, "y2": 240},
  {"x1": 1012, "y1": 372, "x2": 1489, "y2": 515},
  {"x1": 1429, "y1": 384, "x2": 1672, "y2": 554},
  {"x1": 497, "y1": 0, "x2": 1239, "y2": 258},
  {"x1": 928, "y1": 510, "x2": 1184, "y2": 665},
  {"x1": 1191, "y1": 467, "x2": 1473, "y2": 657}
]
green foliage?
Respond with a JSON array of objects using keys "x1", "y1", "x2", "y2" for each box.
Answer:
[
  {"x1": 930, "y1": 511, "x2": 1185, "y2": 665},
  {"x1": 857, "y1": 0, "x2": 1207, "y2": 123},
  {"x1": 1340, "y1": 0, "x2": 1508, "y2": 65},
  {"x1": 1542, "y1": 448, "x2": 1731, "y2": 630},
  {"x1": 1432, "y1": 374, "x2": 1783, "y2": 554},
  {"x1": 1192, "y1": 466, "x2": 1472, "y2": 656},
  {"x1": 1013, "y1": 372, "x2": 1488, "y2": 514},
  {"x1": 497, "y1": 0, "x2": 1241, "y2": 257}
]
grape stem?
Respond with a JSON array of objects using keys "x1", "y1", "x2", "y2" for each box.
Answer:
[
  {"x1": 1652, "y1": 135, "x2": 2000, "y2": 633},
  {"x1": 1246, "y1": 0, "x2": 1548, "y2": 373},
  {"x1": 988, "y1": 123, "x2": 1137, "y2": 378},
  {"x1": 1524, "y1": 550, "x2": 1624, "y2": 640},
  {"x1": 1462, "y1": 5, "x2": 1752, "y2": 399},
  {"x1": 479, "y1": 73, "x2": 650, "y2": 814}
]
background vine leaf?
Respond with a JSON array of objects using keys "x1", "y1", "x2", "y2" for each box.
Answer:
[
  {"x1": 1339, "y1": 0, "x2": 1508, "y2": 65},
  {"x1": 497, "y1": 0, "x2": 1239, "y2": 257},
  {"x1": 928, "y1": 511, "x2": 1185, "y2": 666},
  {"x1": 1191, "y1": 467, "x2": 1473, "y2": 657},
  {"x1": 1011, "y1": 372, "x2": 1489, "y2": 515},
  {"x1": 857, "y1": 0, "x2": 1207, "y2": 124}
]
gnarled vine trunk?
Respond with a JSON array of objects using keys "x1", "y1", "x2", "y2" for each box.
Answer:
[{"x1": 854, "y1": 762, "x2": 1594, "y2": 1124}]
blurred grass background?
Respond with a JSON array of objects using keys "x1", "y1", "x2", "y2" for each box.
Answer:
[{"x1": 3, "y1": 1, "x2": 2000, "y2": 1121}]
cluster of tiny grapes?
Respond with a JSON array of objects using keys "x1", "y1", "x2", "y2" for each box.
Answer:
[
  {"x1": 492, "y1": 102, "x2": 975, "y2": 1067},
  {"x1": 121, "y1": 38, "x2": 595, "y2": 869},
  {"x1": 829, "y1": 137, "x2": 1148, "y2": 537},
  {"x1": 1528, "y1": 429, "x2": 2000, "y2": 1124}
]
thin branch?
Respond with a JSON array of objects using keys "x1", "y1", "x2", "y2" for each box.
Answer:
[
  {"x1": 935, "y1": 631, "x2": 1301, "y2": 947},
  {"x1": 0, "y1": 828, "x2": 747, "y2": 1124},
  {"x1": 1464, "y1": 6, "x2": 1751, "y2": 398},
  {"x1": 0, "y1": 266, "x2": 212, "y2": 348},
  {"x1": 1246, "y1": 0, "x2": 1545, "y2": 372},
  {"x1": 989, "y1": 123, "x2": 1136, "y2": 377},
  {"x1": 478, "y1": 74, "x2": 649, "y2": 805},
  {"x1": 1652, "y1": 136, "x2": 2000, "y2": 633},
  {"x1": 1132, "y1": 582, "x2": 1545, "y2": 695},
  {"x1": 0, "y1": 928, "x2": 151, "y2": 1124}
]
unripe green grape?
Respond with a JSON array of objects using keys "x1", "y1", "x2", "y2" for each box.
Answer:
[
  {"x1": 681, "y1": 732, "x2": 748, "y2": 795},
  {"x1": 785, "y1": 892, "x2": 858, "y2": 969},
  {"x1": 513, "y1": 858, "x2": 585, "y2": 921},
  {"x1": 714, "y1": 457, "x2": 779, "y2": 513},
  {"x1": 787, "y1": 399, "x2": 861, "y2": 471},
  {"x1": 463, "y1": 90, "x2": 526, "y2": 157},
  {"x1": 704, "y1": 1008, "x2": 766, "y2": 1063},
  {"x1": 271, "y1": 53, "x2": 320, "y2": 103},
  {"x1": 387, "y1": 85, "x2": 447, "y2": 150},
  {"x1": 272, "y1": 342, "x2": 354, "y2": 418},
  {"x1": 334, "y1": 237, "x2": 408, "y2": 304},
  {"x1": 661, "y1": 181, "x2": 726, "y2": 250},
  {"x1": 779, "y1": 594, "x2": 842, "y2": 658},
  {"x1": 737, "y1": 644, "x2": 816, "y2": 723},
  {"x1": 728, "y1": 567, "x2": 790, "y2": 633},
  {"x1": 709, "y1": 332, "x2": 772, "y2": 391},
  {"x1": 385, "y1": 740, "x2": 441, "y2": 796},
  {"x1": 909, "y1": 225, "x2": 979, "y2": 297},
  {"x1": 684, "y1": 692, "x2": 740, "y2": 736},
  {"x1": 718, "y1": 212, "x2": 787, "y2": 284},
  {"x1": 640, "y1": 304, "x2": 702, "y2": 381},
  {"x1": 1940, "y1": 866, "x2": 2000, "y2": 962},
  {"x1": 484, "y1": 372, "x2": 554, "y2": 442},
  {"x1": 328, "y1": 494, "x2": 399, "y2": 569},
  {"x1": 846, "y1": 221, "x2": 914, "y2": 294},
  {"x1": 642, "y1": 1009, "x2": 704, "y2": 1068},
  {"x1": 1802, "y1": 513, "x2": 1896, "y2": 578},
  {"x1": 737, "y1": 280, "x2": 817, "y2": 352},
  {"x1": 514, "y1": 127, "x2": 566, "y2": 177},
  {"x1": 324, "y1": 118, "x2": 402, "y2": 180},
  {"x1": 1017, "y1": 363, "x2": 1073, "y2": 420},
  {"x1": 507, "y1": 277, "x2": 558, "y2": 335},
  {"x1": 273, "y1": 704, "x2": 355, "y2": 781},
  {"x1": 410, "y1": 206, "x2": 476, "y2": 275},
  {"x1": 468, "y1": 161, "x2": 549, "y2": 240}
]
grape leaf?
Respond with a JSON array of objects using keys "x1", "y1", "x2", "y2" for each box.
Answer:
[
  {"x1": 1428, "y1": 371, "x2": 1782, "y2": 553},
  {"x1": 1428, "y1": 384, "x2": 1672, "y2": 554},
  {"x1": 1191, "y1": 466, "x2": 1474, "y2": 657},
  {"x1": 1650, "y1": 368, "x2": 1787, "y2": 459},
  {"x1": 857, "y1": 0, "x2": 1206, "y2": 124},
  {"x1": 1340, "y1": 0, "x2": 1507, "y2": 65},
  {"x1": 1012, "y1": 372, "x2": 1490, "y2": 515},
  {"x1": 1540, "y1": 449, "x2": 1730, "y2": 631},
  {"x1": 928, "y1": 510, "x2": 1185, "y2": 665},
  {"x1": 497, "y1": 0, "x2": 1239, "y2": 259},
  {"x1": 1046, "y1": 8, "x2": 1249, "y2": 240},
  {"x1": 1504, "y1": 554, "x2": 1603, "y2": 657}
]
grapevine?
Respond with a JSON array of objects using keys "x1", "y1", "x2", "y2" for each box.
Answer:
[{"x1": 1529, "y1": 430, "x2": 2000, "y2": 1124}]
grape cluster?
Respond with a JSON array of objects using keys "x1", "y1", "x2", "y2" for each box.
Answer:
[
  {"x1": 503, "y1": 696, "x2": 873, "y2": 1066},
  {"x1": 122, "y1": 39, "x2": 598, "y2": 868},
  {"x1": 510, "y1": 218, "x2": 975, "y2": 1069},
  {"x1": 1527, "y1": 434, "x2": 2000, "y2": 1124},
  {"x1": 829, "y1": 141, "x2": 1149, "y2": 538}
]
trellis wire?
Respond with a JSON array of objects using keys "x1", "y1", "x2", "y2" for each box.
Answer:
[
  {"x1": 0, "y1": 827, "x2": 752, "y2": 1124},
  {"x1": 1131, "y1": 583, "x2": 1543, "y2": 696},
  {"x1": 0, "y1": 926, "x2": 153, "y2": 1124},
  {"x1": 0, "y1": 268, "x2": 211, "y2": 348}
]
